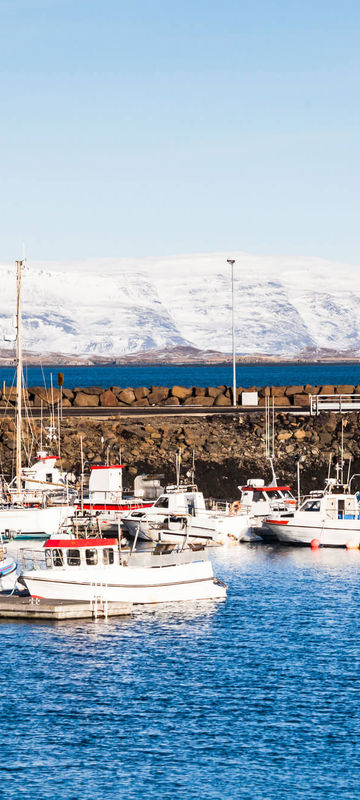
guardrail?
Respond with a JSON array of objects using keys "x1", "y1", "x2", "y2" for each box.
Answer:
[{"x1": 310, "y1": 394, "x2": 360, "y2": 415}]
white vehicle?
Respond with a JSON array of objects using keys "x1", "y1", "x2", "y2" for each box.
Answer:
[
  {"x1": 263, "y1": 484, "x2": 360, "y2": 547},
  {"x1": 19, "y1": 537, "x2": 227, "y2": 604},
  {"x1": 122, "y1": 484, "x2": 251, "y2": 545}
]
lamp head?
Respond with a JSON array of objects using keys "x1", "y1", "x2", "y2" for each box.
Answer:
[{"x1": 227, "y1": 258, "x2": 235, "y2": 265}]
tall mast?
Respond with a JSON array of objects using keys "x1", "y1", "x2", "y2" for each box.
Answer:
[{"x1": 15, "y1": 259, "x2": 24, "y2": 494}]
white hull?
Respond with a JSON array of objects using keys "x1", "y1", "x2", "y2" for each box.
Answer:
[
  {"x1": 265, "y1": 521, "x2": 360, "y2": 547},
  {"x1": 21, "y1": 560, "x2": 226, "y2": 604},
  {"x1": 123, "y1": 514, "x2": 251, "y2": 545},
  {"x1": 0, "y1": 505, "x2": 75, "y2": 538},
  {"x1": 0, "y1": 558, "x2": 17, "y2": 591}
]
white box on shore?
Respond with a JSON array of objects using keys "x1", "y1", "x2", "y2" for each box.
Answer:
[{"x1": 241, "y1": 391, "x2": 258, "y2": 406}]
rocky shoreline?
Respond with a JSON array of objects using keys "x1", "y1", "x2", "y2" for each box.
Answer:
[
  {"x1": 0, "y1": 387, "x2": 359, "y2": 499},
  {"x1": 0, "y1": 382, "x2": 358, "y2": 408}
]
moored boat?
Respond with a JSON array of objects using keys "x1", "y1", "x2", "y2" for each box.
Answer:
[{"x1": 19, "y1": 537, "x2": 227, "y2": 604}]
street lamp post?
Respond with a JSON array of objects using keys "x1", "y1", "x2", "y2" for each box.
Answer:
[{"x1": 227, "y1": 259, "x2": 236, "y2": 407}]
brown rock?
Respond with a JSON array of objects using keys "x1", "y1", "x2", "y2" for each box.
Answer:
[
  {"x1": 207, "y1": 387, "x2": 218, "y2": 398},
  {"x1": 294, "y1": 429, "x2": 307, "y2": 440},
  {"x1": 335, "y1": 385, "x2": 354, "y2": 394},
  {"x1": 31, "y1": 387, "x2": 61, "y2": 405},
  {"x1": 305, "y1": 385, "x2": 321, "y2": 394},
  {"x1": 194, "y1": 387, "x2": 206, "y2": 396},
  {"x1": 2, "y1": 387, "x2": 19, "y2": 402},
  {"x1": 319, "y1": 385, "x2": 335, "y2": 394},
  {"x1": 73, "y1": 392, "x2": 99, "y2": 407},
  {"x1": 148, "y1": 387, "x2": 170, "y2": 404},
  {"x1": 74, "y1": 386, "x2": 103, "y2": 395},
  {"x1": 171, "y1": 386, "x2": 192, "y2": 400},
  {"x1": 214, "y1": 394, "x2": 231, "y2": 406},
  {"x1": 118, "y1": 389, "x2": 136, "y2": 405},
  {"x1": 285, "y1": 385, "x2": 305, "y2": 396},
  {"x1": 62, "y1": 388, "x2": 74, "y2": 400},
  {"x1": 183, "y1": 396, "x2": 215, "y2": 406},
  {"x1": 61, "y1": 398, "x2": 72, "y2": 408},
  {"x1": 272, "y1": 396, "x2": 291, "y2": 406},
  {"x1": 100, "y1": 389, "x2": 118, "y2": 407},
  {"x1": 278, "y1": 431, "x2": 292, "y2": 441},
  {"x1": 271, "y1": 386, "x2": 287, "y2": 397},
  {"x1": 293, "y1": 394, "x2": 310, "y2": 407},
  {"x1": 134, "y1": 387, "x2": 149, "y2": 400},
  {"x1": 132, "y1": 398, "x2": 150, "y2": 407},
  {"x1": 163, "y1": 397, "x2": 180, "y2": 406}
]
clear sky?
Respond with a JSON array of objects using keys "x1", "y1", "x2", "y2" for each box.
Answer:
[{"x1": 0, "y1": 0, "x2": 359, "y2": 263}]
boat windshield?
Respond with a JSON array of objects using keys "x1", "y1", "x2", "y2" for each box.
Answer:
[
  {"x1": 154, "y1": 496, "x2": 169, "y2": 509},
  {"x1": 301, "y1": 500, "x2": 321, "y2": 512}
]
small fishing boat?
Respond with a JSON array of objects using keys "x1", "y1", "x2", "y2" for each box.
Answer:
[
  {"x1": 122, "y1": 484, "x2": 251, "y2": 545},
  {"x1": 263, "y1": 479, "x2": 360, "y2": 547},
  {"x1": 239, "y1": 479, "x2": 297, "y2": 541},
  {"x1": 19, "y1": 538, "x2": 227, "y2": 604}
]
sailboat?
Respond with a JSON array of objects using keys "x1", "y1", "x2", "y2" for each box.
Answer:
[{"x1": 0, "y1": 260, "x2": 76, "y2": 542}]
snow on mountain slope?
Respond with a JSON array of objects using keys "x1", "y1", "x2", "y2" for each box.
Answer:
[{"x1": 0, "y1": 252, "x2": 358, "y2": 356}]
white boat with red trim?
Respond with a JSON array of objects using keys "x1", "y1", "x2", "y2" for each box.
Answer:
[
  {"x1": 263, "y1": 486, "x2": 360, "y2": 547},
  {"x1": 19, "y1": 537, "x2": 227, "y2": 604},
  {"x1": 239, "y1": 479, "x2": 296, "y2": 539}
]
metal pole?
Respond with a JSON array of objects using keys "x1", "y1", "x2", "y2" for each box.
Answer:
[
  {"x1": 227, "y1": 259, "x2": 236, "y2": 406},
  {"x1": 15, "y1": 260, "x2": 24, "y2": 494}
]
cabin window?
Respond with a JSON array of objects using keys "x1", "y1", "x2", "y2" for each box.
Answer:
[
  {"x1": 154, "y1": 496, "x2": 169, "y2": 509},
  {"x1": 45, "y1": 549, "x2": 52, "y2": 567},
  {"x1": 103, "y1": 548, "x2": 114, "y2": 565},
  {"x1": 85, "y1": 548, "x2": 98, "y2": 565},
  {"x1": 52, "y1": 548, "x2": 64, "y2": 567},
  {"x1": 67, "y1": 549, "x2": 81, "y2": 566},
  {"x1": 302, "y1": 500, "x2": 320, "y2": 512},
  {"x1": 46, "y1": 473, "x2": 52, "y2": 483},
  {"x1": 253, "y1": 493, "x2": 264, "y2": 503}
]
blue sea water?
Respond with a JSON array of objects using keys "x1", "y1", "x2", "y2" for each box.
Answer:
[
  {"x1": 2, "y1": 544, "x2": 360, "y2": 800},
  {"x1": 1, "y1": 362, "x2": 360, "y2": 389}
]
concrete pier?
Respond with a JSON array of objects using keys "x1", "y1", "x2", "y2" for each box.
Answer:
[{"x1": 0, "y1": 595, "x2": 132, "y2": 620}]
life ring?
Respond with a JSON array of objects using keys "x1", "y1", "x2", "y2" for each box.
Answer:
[{"x1": 230, "y1": 500, "x2": 241, "y2": 515}]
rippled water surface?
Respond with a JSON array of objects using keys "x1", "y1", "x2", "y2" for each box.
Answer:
[{"x1": 2, "y1": 545, "x2": 360, "y2": 800}]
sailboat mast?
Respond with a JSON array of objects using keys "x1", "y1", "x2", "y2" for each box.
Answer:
[{"x1": 15, "y1": 259, "x2": 23, "y2": 493}]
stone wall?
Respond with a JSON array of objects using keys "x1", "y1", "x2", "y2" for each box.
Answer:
[
  {"x1": 0, "y1": 383, "x2": 358, "y2": 408},
  {"x1": 1, "y1": 410, "x2": 360, "y2": 500}
]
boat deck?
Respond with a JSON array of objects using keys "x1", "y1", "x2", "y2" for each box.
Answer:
[{"x1": 0, "y1": 594, "x2": 132, "y2": 620}]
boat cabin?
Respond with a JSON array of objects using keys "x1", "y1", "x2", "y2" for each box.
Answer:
[
  {"x1": 11, "y1": 451, "x2": 68, "y2": 494},
  {"x1": 152, "y1": 486, "x2": 207, "y2": 516},
  {"x1": 88, "y1": 465, "x2": 124, "y2": 505},
  {"x1": 44, "y1": 538, "x2": 119, "y2": 568},
  {"x1": 239, "y1": 479, "x2": 296, "y2": 518},
  {"x1": 299, "y1": 493, "x2": 360, "y2": 520}
]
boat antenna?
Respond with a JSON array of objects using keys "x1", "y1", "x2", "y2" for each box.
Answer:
[
  {"x1": 15, "y1": 259, "x2": 24, "y2": 495},
  {"x1": 80, "y1": 434, "x2": 84, "y2": 514},
  {"x1": 176, "y1": 449, "x2": 181, "y2": 488}
]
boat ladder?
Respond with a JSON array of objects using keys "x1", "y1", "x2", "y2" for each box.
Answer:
[{"x1": 89, "y1": 582, "x2": 109, "y2": 619}]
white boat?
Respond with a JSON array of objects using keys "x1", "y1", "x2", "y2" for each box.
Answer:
[
  {"x1": 122, "y1": 484, "x2": 251, "y2": 545},
  {"x1": 263, "y1": 482, "x2": 360, "y2": 547},
  {"x1": 19, "y1": 537, "x2": 227, "y2": 604},
  {"x1": 0, "y1": 504, "x2": 76, "y2": 541},
  {"x1": 0, "y1": 536, "x2": 17, "y2": 591},
  {"x1": 239, "y1": 479, "x2": 297, "y2": 541}
]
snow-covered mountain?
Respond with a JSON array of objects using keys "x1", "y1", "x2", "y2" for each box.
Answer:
[{"x1": 0, "y1": 251, "x2": 359, "y2": 357}]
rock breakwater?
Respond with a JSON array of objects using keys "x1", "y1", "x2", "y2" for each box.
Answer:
[
  {"x1": 0, "y1": 383, "x2": 358, "y2": 409},
  {"x1": 1, "y1": 407, "x2": 360, "y2": 499}
]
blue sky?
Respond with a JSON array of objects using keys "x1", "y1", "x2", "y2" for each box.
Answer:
[{"x1": 0, "y1": 0, "x2": 359, "y2": 262}]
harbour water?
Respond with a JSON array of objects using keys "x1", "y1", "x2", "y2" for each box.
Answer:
[
  {"x1": 1, "y1": 362, "x2": 360, "y2": 389},
  {"x1": 2, "y1": 544, "x2": 360, "y2": 799}
]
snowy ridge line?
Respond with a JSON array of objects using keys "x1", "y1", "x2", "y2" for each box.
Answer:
[{"x1": 0, "y1": 251, "x2": 358, "y2": 357}]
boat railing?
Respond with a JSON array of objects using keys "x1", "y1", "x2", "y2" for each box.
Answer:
[
  {"x1": 122, "y1": 547, "x2": 208, "y2": 568},
  {"x1": 18, "y1": 548, "x2": 47, "y2": 571},
  {"x1": 310, "y1": 394, "x2": 360, "y2": 415}
]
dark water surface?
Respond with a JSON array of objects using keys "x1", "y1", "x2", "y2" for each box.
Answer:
[
  {"x1": 2, "y1": 545, "x2": 360, "y2": 800},
  {"x1": 1, "y1": 362, "x2": 360, "y2": 389}
]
